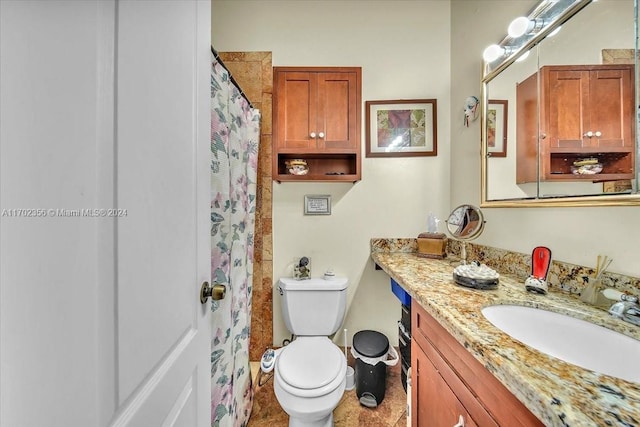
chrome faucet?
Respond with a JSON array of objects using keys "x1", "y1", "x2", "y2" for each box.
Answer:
[{"x1": 608, "y1": 293, "x2": 640, "y2": 326}]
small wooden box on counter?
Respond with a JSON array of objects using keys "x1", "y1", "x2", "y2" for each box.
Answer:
[{"x1": 417, "y1": 232, "x2": 447, "y2": 259}]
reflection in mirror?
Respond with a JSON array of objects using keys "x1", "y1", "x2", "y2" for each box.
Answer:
[
  {"x1": 445, "y1": 204, "x2": 485, "y2": 265},
  {"x1": 482, "y1": 0, "x2": 639, "y2": 206}
]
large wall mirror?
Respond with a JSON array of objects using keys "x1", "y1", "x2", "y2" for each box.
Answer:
[{"x1": 481, "y1": 0, "x2": 639, "y2": 207}]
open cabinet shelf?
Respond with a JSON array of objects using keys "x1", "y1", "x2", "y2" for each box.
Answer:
[{"x1": 274, "y1": 153, "x2": 360, "y2": 182}]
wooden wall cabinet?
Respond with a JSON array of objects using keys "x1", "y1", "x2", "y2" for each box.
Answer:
[
  {"x1": 411, "y1": 301, "x2": 543, "y2": 427},
  {"x1": 273, "y1": 67, "x2": 361, "y2": 182},
  {"x1": 516, "y1": 64, "x2": 635, "y2": 183}
]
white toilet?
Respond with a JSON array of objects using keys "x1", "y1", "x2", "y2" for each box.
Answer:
[{"x1": 274, "y1": 276, "x2": 349, "y2": 427}]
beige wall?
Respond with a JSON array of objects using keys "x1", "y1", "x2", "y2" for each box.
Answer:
[
  {"x1": 451, "y1": 0, "x2": 640, "y2": 278},
  {"x1": 212, "y1": 0, "x2": 452, "y2": 347},
  {"x1": 213, "y1": 0, "x2": 640, "y2": 349}
]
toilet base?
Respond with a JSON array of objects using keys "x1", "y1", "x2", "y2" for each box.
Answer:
[
  {"x1": 274, "y1": 368, "x2": 345, "y2": 427},
  {"x1": 288, "y1": 412, "x2": 333, "y2": 427}
]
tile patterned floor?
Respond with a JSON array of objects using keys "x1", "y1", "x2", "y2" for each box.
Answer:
[{"x1": 248, "y1": 348, "x2": 407, "y2": 427}]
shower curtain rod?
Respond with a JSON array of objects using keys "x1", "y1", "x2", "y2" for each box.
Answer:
[{"x1": 211, "y1": 46, "x2": 255, "y2": 109}]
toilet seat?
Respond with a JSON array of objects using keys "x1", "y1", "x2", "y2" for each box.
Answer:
[{"x1": 276, "y1": 337, "x2": 346, "y2": 398}]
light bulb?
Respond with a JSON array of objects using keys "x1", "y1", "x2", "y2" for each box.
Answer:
[
  {"x1": 508, "y1": 17, "x2": 534, "y2": 38},
  {"x1": 483, "y1": 44, "x2": 505, "y2": 62}
]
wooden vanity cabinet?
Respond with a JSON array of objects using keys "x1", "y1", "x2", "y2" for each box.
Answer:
[
  {"x1": 273, "y1": 67, "x2": 361, "y2": 182},
  {"x1": 411, "y1": 301, "x2": 543, "y2": 427},
  {"x1": 516, "y1": 64, "x2": 635, "y2": 183}
]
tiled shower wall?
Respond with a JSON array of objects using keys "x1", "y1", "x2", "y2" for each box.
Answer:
[{"x1": 218, "y1": 52, "x2": 273, "y2": 361}]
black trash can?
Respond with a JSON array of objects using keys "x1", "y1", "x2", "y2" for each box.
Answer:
[{"x1": 351, "y1": 330, "x2": 399, "y2": 408}]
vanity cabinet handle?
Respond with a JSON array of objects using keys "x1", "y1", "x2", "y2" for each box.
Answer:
[
  {"x1": 594, "y1": 131, "x2": 602, "y2": 137},
  {"x1": 453, "y1": 415, "x2": 465, "y2": 427},
  {"x1": 310, "y1": 132, "x2": 317, "y2": 138},
  {"x1": 318, "y1": 132, "x2": 325, "y2": 138}
]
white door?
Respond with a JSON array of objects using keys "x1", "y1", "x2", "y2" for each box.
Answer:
[{"x1": 0, "y1": 1, "x2": 212, "y2": 426}]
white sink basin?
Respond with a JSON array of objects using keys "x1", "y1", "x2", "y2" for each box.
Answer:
[{"x1": 481, "y1": 304, "x2": 640, "y2": 383}]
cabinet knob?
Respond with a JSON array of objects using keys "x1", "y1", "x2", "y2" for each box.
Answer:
[
  {"x1": 318, "y1": 132, "x2": 325, "y2": 138},
  {"x1": 584, "y1": 131, "x2": 593, "y2": 138},
  {"x1": 310, "y1": 132, "x2": 316, "y2": 138},
  {"x1": 595, "y1": 131, "x2": 602, "y2": 137}
]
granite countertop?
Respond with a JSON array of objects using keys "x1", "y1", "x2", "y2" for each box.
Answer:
[{"x1": 371, "y1": 251, "x2": 640, "y2": 427}]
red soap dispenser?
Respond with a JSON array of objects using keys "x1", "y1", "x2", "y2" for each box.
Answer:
[{"x1": 525, "y1": 246, "x2": 552, "y2": 294}]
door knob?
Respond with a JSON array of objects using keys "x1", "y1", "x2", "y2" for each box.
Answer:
[{"x1": 200, "y1": 281, "x2": 226, "y2": 303}]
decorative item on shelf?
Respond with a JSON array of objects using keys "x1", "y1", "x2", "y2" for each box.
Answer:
[
  {"x1": 285, "y1": 159, "x2": 309, "y2": 175},
  {"x1": 417, "y1": 212, "x2": 447, "y2": 259},
  {"x1": 580, "y1": 255, "x2": 613, "y2": 308},
  {"x1": 571, "y1": 157, "x2": 602, "y2": 175},
  {"x1": 293, "y1": 256, "x2": 311, "y2": 280},
  {"x1": 524, "y1": 246, "x2": 552, "y2": 295},
  {"x1": 417, "y1": 233, "x2": 447, "y2": 259}
]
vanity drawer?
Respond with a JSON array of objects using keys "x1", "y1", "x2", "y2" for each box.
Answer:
[
  {"x1": 398, "y1": 322, "x2": 411, "y2": 364},
  {"x1": 401, "y1": 303, "x2": 411, "y2": 333}
]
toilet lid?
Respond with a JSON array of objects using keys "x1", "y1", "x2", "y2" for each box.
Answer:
[{"x1": 278, "y1": 338, "x2": 343, "y2": 390}]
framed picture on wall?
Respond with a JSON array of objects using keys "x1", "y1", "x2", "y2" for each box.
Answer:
[
  {"x1": 304, "y1": 195, "x2": 331, "y2": 215},
  {"x1": 487, "y1": 99, "x2": 508, "y2": 157},
  {"x1": 365, "y1": 99, "x2": 437, "y2": 157}
]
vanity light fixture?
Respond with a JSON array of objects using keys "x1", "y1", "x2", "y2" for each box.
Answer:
[
  {"x1": 482, "y1": 0, "x2": 591, "y2": 77},
  {"x1": 482, "y1": 44, "x2": 517, "y2": 63},
  {"x1": 508, "y1": 17, "x2": 545, "y2": 38}
]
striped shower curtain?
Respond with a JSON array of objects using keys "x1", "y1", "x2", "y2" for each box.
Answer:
[{"x1": 210, "y1": 53, "x2": 260, "y2": 427}]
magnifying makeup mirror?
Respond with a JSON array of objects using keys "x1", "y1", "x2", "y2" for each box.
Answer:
[
  {"x1": 445, "y1": 204, "x2": 499, "y2": 290},
  {"x1": 445, "y1": 204, "x2": 485, "y2": 265}
]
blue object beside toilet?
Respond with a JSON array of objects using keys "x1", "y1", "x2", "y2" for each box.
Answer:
[{"x1": 391, "y1": 279, "x2": 412, "y2": 305}]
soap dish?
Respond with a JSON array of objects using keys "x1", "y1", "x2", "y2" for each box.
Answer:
[
  {"x1": 453, "y1": 273, "x2": 499, "y2": 290},
  {"x1": 452, "y1": 262, "x2": 499, "y2": 290}
]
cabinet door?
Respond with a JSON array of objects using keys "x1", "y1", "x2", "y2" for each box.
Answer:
[
  {"x1": 546, "y1": 69, "x2": 590, "y2": 149},
  {"x1": 316, "y1": 71, "x2": 359, "y2": 151},
  {"x1": 588, "y1": 67, "x2": 634, "y2": 149},
  {"x1": 413, "y1": 344, "x2": 478, "y2": 427},
  {"x1": 274, "y1": 71, "x2": 318, "y2": 150},
  {"x1": 275, "y1": 70, "x2": 359, "y2": 152},
  {"x1": 546, "y1": 67, "x2": 633, "y2": 149}
]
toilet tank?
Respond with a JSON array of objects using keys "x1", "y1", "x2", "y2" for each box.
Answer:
[{"x1": 278, "y1": 277, "x2": 348, "y2": 336}]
